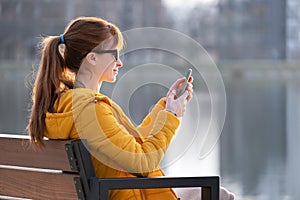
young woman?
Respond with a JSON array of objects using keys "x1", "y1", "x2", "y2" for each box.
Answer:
[{"x1": 27, "y1": 16, "x2": 234, "y2": 200}]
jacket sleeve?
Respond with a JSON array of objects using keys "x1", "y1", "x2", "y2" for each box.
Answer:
[
  {"x1": 74, "y1": 99, "x2": 180, "y2": 174},
  {"x1": 136, "y1": 98, "x2": 166, "y2": 140}
]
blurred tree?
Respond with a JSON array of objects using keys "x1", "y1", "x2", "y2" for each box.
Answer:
[
  {"x1": 0, "y1": 0, "x2": 165, "y2": 61},
  {"x1": 217, "y1": 0, "x2": 286, "y2": 60}
]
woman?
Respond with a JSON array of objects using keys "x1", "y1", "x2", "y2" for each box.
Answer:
[{"x1": 27, "y1": 16, "x2": 234, "y2": 199}]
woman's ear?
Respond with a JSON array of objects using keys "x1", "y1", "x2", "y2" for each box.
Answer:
[{"x1": 85, "y1": 52, "x2": 97, "y2": 66}]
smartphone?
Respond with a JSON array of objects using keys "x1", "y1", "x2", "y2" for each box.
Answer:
[{"x1": 178, "y1": 68, "x2": 192, "y2": 97}]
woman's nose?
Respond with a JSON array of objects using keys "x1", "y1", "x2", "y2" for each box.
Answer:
[{"x1": 116, "y1": 59, "x2": 123, "y2": 67}]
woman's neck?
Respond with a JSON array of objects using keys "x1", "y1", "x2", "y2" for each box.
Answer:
[
  {"x1": 74, "y1": 78, "x2": 101, "y2": 92},
  {"x1": 74, "y1": 61, "x2": 102, "y2": 92}
]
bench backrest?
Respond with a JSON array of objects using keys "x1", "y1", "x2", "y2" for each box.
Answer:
[{"x1": 0, "y1": 134, "x2": 84, "y2": 200}]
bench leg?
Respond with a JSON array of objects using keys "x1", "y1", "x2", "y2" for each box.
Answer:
[
  {"x1": 201, "y1": 187, "x2": 211, "y2": 200},
  {"x1": 99, "y1": 183, "x2": 109, "y2": 200}
]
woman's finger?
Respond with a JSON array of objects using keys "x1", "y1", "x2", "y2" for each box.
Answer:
[
  {"x1": 166, "y1": 78, "x2": 185, "y2": 98},
  {"x1": 186, "y1": 82, "x2": 193, "y2": 91},
  {"x1": 186, "y1": 92, "x2": 193, "y2": 102}
]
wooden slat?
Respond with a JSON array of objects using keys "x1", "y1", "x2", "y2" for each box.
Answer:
[
  {"x1": 0, "y1": 167, "x2": 79, "y2": 200},
  {"x1": 0, "y1": 134, "x2": 74, "y2": 172}
]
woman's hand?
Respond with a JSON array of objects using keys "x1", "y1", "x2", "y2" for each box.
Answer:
[{"x1": 165, "y1": 76, "x2": 193, "y2": 117}]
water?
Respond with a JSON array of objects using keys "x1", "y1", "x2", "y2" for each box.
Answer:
[{"x1": 1, "y1": 61, "x2": 300, "y2": 199}]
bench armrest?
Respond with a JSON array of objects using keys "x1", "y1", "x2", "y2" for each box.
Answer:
[{"x1": 88, "y1": 176, "x2": 219, "y2": 200}]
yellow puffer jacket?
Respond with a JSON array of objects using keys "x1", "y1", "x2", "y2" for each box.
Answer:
[{"x1": 45, "y1": 88, "x2": 180, "y2": 200}]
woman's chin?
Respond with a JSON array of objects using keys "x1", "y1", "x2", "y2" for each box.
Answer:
[{"x1": 107, "y1": 77, "x2": 117, "y2": 83}]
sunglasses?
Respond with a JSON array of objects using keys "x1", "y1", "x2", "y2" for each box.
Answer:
[{"x1": 92, "y1": 49, "x2": 119, "y2": 61}]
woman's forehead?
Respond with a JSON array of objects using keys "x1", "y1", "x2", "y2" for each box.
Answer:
[{"x1": 94, "y1": 36, "x2": 117, "y2": 50}]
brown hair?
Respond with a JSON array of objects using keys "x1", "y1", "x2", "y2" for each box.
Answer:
[{"x1": 27, "y1": 17, "x2": 123, "y2": 147}]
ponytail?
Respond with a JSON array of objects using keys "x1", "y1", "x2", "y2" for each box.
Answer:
[{"x1": 27, "y1": 36, "x2": 73, "y2": 147}]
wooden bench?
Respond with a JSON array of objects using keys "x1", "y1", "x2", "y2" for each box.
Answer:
[{"x1": 0, "y1": 134, "x2": 220, "y2": 200}]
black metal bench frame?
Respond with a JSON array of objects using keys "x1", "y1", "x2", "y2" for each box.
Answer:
[{"x1": 70, "y1": 140, "x2": 220, "y2": 200}]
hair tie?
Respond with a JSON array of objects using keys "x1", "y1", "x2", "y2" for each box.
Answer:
[{"x1": 59, "y1": 34, "x2": 65, "y2": 44}]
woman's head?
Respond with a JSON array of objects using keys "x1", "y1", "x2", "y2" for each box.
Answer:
[
  {"x1": 61, "y1": 16, "x2": 123, "y2": 73},
  {"x1": 27, "y1": 16, "x2": 123, "y2": 147}
]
